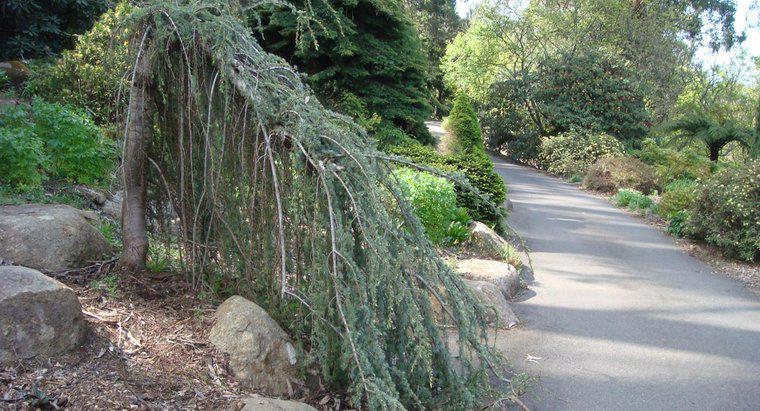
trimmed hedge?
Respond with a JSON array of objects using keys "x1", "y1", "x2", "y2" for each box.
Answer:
[
  {"x1": 583, "y1": 156, "x2": 659, "y2": 194},
  {"x1": 685, "y1": 160, "x2": 759, "y2": 262}
]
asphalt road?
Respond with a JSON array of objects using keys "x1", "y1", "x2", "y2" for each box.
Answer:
[{"x1": 490, "y1": 157, "x2": 760, "y2": 410}]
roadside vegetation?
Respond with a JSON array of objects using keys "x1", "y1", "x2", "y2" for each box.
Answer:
[
  {"x1": 440, "y1": 0, "x2": 759, "y2": 263},
  {"x1": 0, "y1": 0, "x2": 757, "y2": 408}
]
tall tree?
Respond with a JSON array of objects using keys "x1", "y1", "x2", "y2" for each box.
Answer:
[
  {"x1": 401, "y1": 0, "x2": 461, "y2": 116},
  {"x1": 442, "y1": 0, "x2": 743, "y2": 120},
  {"x1": 255, "y1": 0, "x2": 434, "y2": 143}
]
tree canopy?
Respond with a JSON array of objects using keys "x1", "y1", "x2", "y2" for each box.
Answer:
[
  {"x1": 255, "y1": 0, "x2": 435, "y2": 144},
  {"x1": 0, "y1": 0, "x2": 110, "y2": 60}
]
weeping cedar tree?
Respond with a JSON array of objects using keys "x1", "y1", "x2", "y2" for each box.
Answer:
[
  {"x1": 253, "y1": 0, "x2": 435, "y2": 144},
  {"x1": 663, "y1": 113, "x2": 754, "y2": 162},
  {"x1": 118, "y1": 1, "x2": 501, "y2": 408}
]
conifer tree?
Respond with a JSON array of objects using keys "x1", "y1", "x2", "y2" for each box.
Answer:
[{"x1": 255, "y1": 0, "x2": 434, "y2": 144}]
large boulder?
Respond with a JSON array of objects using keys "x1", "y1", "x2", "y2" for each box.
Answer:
[
  {"x1": 0, "y1": 266, "x2": 87, "y2": 365},
  {"x1": 454, "y1": 258, "x2": 520, "y2": 299},
  {"x1": 209, "y1": 296, "x2": 298, "y2": 396},
  {"x1": 462, "y1": 279, "x2": 519, "y2": 329},
  {"x1": 0, "y1": 205, "x2": 111, "y2": 272},
  {"x1": 235, "y1": 395, "x2": 316, "y2": 411},
  {"x1": 467, "y1": 221, "x2": 510, "y2": 260}
]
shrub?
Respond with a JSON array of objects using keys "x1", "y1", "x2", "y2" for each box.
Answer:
[
  {"x1": 667, "y1": 210, "x2": 690, "y2": 237},
  {"x1": 0, "y1": 99, "x2": 114, "y2": 187},
  {"x1": 374, "y1": 123, "x2": 414, "y2": 148},
  {"x1": 385, "y1": 143, "x2": 508, "y2": 231},
  {"x1": 685, "y1": 160, "x2": 759, "y2": 261},
  {"x1": 393, "y1": 168, "x2": 472, "y2": 245},
  {"x1": 447, "y1": 94, "x2": 483, "y2": 153},
  {"x1": 25, "y1": 2, "x2": 133, "y2": 125},
  {"x1": 635, "y1": 138, "x2": 711, "y2": 182},
  {"x1": 583, "y1": 156, "x2": 659, "y2": 194},
  {"x1": 658, "y1": 179, "x2": 699, "y2": 217},
  {"x1": 444, "y1": 152, "x2": 507, "y2": 229},
  {"x1": 0, "y1": 105, "x2": 46, "y2": 187},
  {"x1": 539, "y1": 130, "x2": 625, "y2": 176},
  {"x1": 614, "y1": 188, "x2": 657, "y2": 215},
  {"x1": 30, "y1": 99, "x2": 115, "y2": 184}
]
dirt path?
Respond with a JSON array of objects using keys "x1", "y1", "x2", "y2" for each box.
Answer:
[{"x1": 491, "y1": 159, "x2": 760, "y2": 410}]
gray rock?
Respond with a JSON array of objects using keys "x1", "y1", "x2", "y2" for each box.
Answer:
[
  {"x1": 210, "y1": 296, "x2": 298, "y2": 396},
  {"x1": 462, "y1": 279, "x2": 519, "y2": 329},
  {"x1": 467, "y1": 221, "x2": 510, "y2": 259},
  {"x1": 101, "y1": 191, "x2": 123, "y2": 220},
  {"x1": 454, "y1": 258, "x2": 520, "y2": 299},
  {"x1": 0, "y1": 266, "x2": 87, "y2": 365},
  {"x1": 237, "y1": 395, "x2": 316, "y2": 411},
  {"x1": 0, "y1": 204, "x2": 111, "y2": 272}
]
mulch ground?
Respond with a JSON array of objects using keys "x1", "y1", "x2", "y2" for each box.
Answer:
[{"x1": 0, "y1": 272, "x2": 340, "y2": 410}]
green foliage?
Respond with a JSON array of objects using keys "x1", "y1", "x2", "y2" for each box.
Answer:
[
  {"x1": 334, "y1": 91, "x2": 381, "y2": 133},
  {"x1": 662, "y1": 112, "x2": 754, "y2": 161},
  {"x1": 30, "y1": 99, "x2": 115, "y2": 184},
  {"x1": 0, "y1": 184, "x2": 87, "y2": 208},
  {"x1": 91, "y1": 274, "x2": 119, "y2": 297},
  {"x1": 539, "y1": 130, "x2": 625, "y2": 177},
  {"x1": 614, "y1": 188, "x2": 657, "y2": 215},
  {"x1": 499, "y1": 243, "x2": 522, "y2": 269},
  {"x1": 26, "y1": 2, "x2": 133, "y2": 125},
  {"x1": 533, "y1": 50, "x2": 650, "y2": 142},
  {"x1": 445, "y1": 152, "x2": 507, "y2": 231},
  {"x1": 394, "y1": 168, "x2": 471, "y2": 245},
  {"x1": 0, "y1": 0, "x2": 110, "y2": 60},
  {"x1": 255, "y1": 0, "x2": 434, "y2": 144},
  {"x1": 658, "y1": 179, "x2": 699, "y2": 217},
  {"x1": 635, "y1": 138, "x2": 712, "y2": 182},
  {"x1": 401, "y1": 0, "x2": 461, "y2": 115},
  {"x1": 0, "y1": 99, "x2": 114, "y2": 188},
  {"x1": 0, "y1": 72, "x2": 10, "y2": 90},
  {"x1": 385, "y1": 143, "x2": 508, "y2": 231},
  {"x1": 120, "y1": 2, "x2": 500, "y2": 408},
  {"x1": 447, "y1": 94, "x2": 483, "y2": 153},
  {"x1": 0, "y1": 106, "x2": 46, "y2": 187},
  {"x1": 667, "y1": 210, "x2": 690, "y2": 237},
  {"x1": 443, "y1": 0, "x2": 740, "y2": 121},
  {"x1": 373, "y1": 123, "x2": 415, "y2": 148},
  {"x1": 99, "y1": 219, "x2": 122, "y2": 250},
  {"x1": 583, "y1": 156, "x2": 659, "y2": 194},
  {"x1": 685, "y1": 161, "x2": 759, "y2": 262}
]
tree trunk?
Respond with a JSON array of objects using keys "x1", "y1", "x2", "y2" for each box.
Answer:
[
  {"x1": 708, "y1": 144, "x2": 720, "y2": 162},
  {"x1": 120, "y1": 45, "x2": 154, "y2": 273}
]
